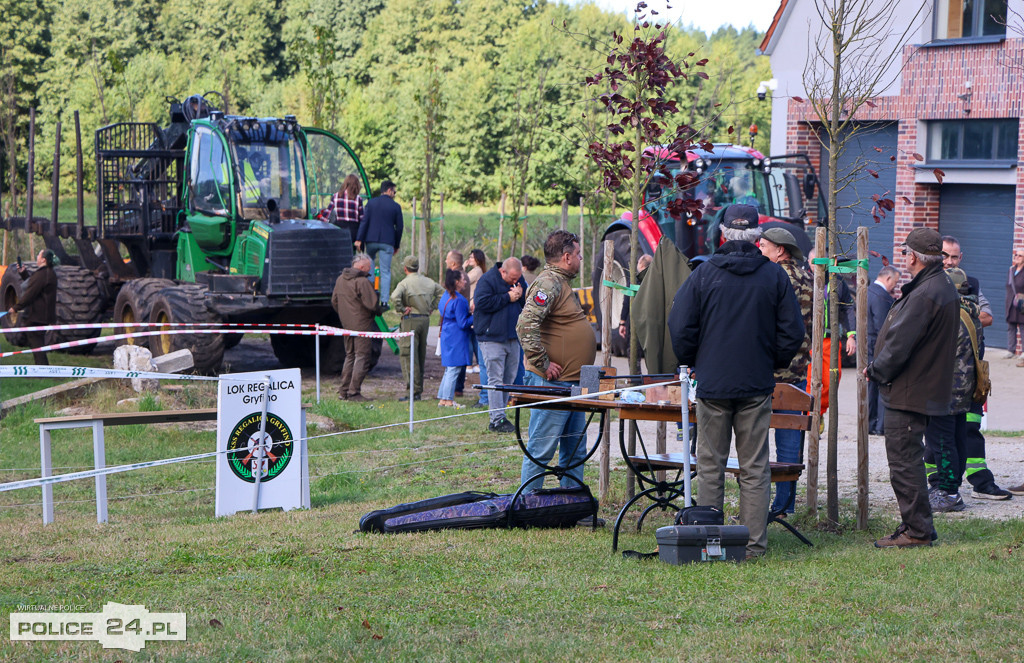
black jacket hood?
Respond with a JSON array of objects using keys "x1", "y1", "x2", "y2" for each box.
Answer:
[{"x1": 709, "y1": 240, "x2": 769, "y2": 276}]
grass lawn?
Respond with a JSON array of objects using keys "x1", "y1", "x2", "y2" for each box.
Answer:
[{"x1": 1, "y1": 369, "x2": 1023, "y2": 662}]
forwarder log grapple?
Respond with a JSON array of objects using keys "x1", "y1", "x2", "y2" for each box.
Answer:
[{"x1": 2, "y1": 93, "x2": 374, "y2": 372}]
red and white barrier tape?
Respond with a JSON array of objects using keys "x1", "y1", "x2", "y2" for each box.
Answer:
[
  {"x1": 0, "y1": 326, "x2": 414, "y2": 359},
  {"x1": 3, "y1": 321, "x2": 317, "y2": 334}
]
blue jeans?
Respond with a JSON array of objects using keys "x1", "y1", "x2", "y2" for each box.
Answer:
[
  {"x1": 473, "y1": 333, "x2": 488, "y2": 405},
  {"x1": 365, "y1": 243, "x2": 394, "y2": 303},
  {"x1": 437, "y1": 365, "x2": 461, "y2": 401},
  {"x1": 771, "y1": 379, "x2": 806, "y2": 514},
  {"x1": 519, "y1": 372, "x2": 588, "y2": 491}
]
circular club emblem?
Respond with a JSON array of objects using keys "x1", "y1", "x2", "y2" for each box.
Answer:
[
  {"x1": 533, "y1": 291, "x2": 548, "y2": 305},
  {"x1": 227, "y1": 412, "x2": 294, "y2": 483}
]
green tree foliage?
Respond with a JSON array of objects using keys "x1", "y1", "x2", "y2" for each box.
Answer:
[{"x1": 5, "y1": 0, "x2": 773, "y2": 209}]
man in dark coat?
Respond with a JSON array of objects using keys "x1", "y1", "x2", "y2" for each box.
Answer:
[
  {"x1": 866, "y1": 228, "x2": 959, "y2": 548},
  {"x1": 867, "y1": 265, "x2": 899, "y2": 435},
  {"x1": 331, "y1": 253, "x2": 379, "y2": 401},
  {"x1": 355, "y1": 180, "x2": 403, "y2": 305},
  {"x1": 474, "y1": 257, "x2": 526, "y2": 433},
  {"x1": 7, "y1": 249, "x2": 58, "y2": 365},
  {"x1": 668, "y1": 205, "x2": 804, "y2": 560}
]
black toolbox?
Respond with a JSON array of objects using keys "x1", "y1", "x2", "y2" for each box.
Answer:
[{"x1": 655, "y1": 525, "x2": 748, "y2": 564}]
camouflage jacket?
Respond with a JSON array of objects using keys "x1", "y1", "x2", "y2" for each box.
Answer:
[
  {"x1": 516, "y1": 264, "x2": 595, "y2": 380},
  {"x1": 950, "y1": 295, "x2": 980, "y2": 414},
  {"x1": 774, "y1": 259, "x2": 813, "y2": 384}
]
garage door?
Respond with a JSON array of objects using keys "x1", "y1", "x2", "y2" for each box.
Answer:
[
  {"x1": 820, "y1": 123, "x2": 899, "y2": 276},
  {"x1": 939, "y1": 184, "x2": 1016, "y2": 347}
]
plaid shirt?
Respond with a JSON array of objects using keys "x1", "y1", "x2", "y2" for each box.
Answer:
[{"x1": 318, "y1": 193, "x2": 363, "y2": 227}]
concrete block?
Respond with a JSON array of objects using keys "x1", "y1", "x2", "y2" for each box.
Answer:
[{"x1": 152, "y1": 348, "x2": 194, "y2": 375}]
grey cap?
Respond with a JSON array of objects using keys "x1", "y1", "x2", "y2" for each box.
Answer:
[{"x1": 761, "y1": 227, "x2": 804, "y2": 262}]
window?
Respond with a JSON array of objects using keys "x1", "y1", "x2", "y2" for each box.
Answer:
[
  {"x1": 190, "y1": 127, "x2": 231, "y2": 215},
  {"x1": 926, "y1": 119, "x2": 1019, "y2": 162},
  {"x1": 934, "y1": 0, "x2": 1006, "y2": 39}
]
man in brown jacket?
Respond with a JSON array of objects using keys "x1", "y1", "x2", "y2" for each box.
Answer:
[
  {"x1": 332, "y1": 253, "x2": 379, "y2": 401},
  {"x1": 7, "y1": 249, "x2": 58, "y2": 365},
  {"x1": 866, "y1": 228, "x2": 959, "y2": 548}
]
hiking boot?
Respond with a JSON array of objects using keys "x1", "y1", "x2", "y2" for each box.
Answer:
[
  {"x1": 929, "y1": 489, "x2": 966, "y2": 512},
  {"x1": 488, "y1": 418, "x2": 515, "y2": 434},
  {"x1": 971, "y1": 485, "x2": 1013, "y2": 501},
  {"x1": 347, "y1": 393, "x2": 370, "y2": 402},
  {"x1": 1007, "y1": 482, "x2": 1024, "y2": 496},
  {"x1": 576, "y1": 515, "x2": 606, "y2": 528},
  {"x1": 874, "y1": 524, "x2": 932, "y2": 548}
]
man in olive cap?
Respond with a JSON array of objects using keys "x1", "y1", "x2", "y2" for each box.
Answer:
[
  {"x1": 866, "y1": 227, "x2": 959, "y2": 548},
  {"x1": 759, "y1": 227, "x2": 812, "y2": 515},
  {"x1": 390, "y1": 254, "x2": 444, "y2": 400}
]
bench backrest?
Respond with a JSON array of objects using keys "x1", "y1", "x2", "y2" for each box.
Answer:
[{"x1": 770, "y1": 383, "x2": 813, "y2": 432}]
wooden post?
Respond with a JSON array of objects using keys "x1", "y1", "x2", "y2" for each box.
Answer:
[
  {"x1": 75, "y1": 111, "x2": 84, "y2": 238},
  {"x1": 578, "y1": 196, "x2": 585, "y2": 287},
  {"x1": 416, "y1": 198, "x2": 427, "y2": 275},
  {"x1": 560, "y1": 198, "x2": 568, "y2": 231},
  {"x1": 498, "y1": 191, "x2": 506, "y2": 258},
  {"x1": 599, "y1": 238, "x2": 614, "y2": 501},
  {"x1": 520, "y1": 192, "x2": 528, "y2": 256},
  {"x1": 807, "y1": 226, "x2": 827, "y2": 513},
  {"x1": 438, "y1": 192, "x2": 445, "y2": 281},
  {"x1": 855, "y1": 227, "x2": 870, "y2": 529},
  {"x1": 50, "y1": 121, "x2": 61, "y2": 234}
]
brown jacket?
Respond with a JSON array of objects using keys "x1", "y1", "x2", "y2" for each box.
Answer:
[
  {"x1": 332, "y1": 267, "x2": 378, "y2": 332},
  {"x1": 16, "y1": 265, "x2": 57, "y2": 326},
  {"x1": 1006, "y1": 265, "x2": 1024, "y2": 325},
  {"x1": 867, "y1": 262, "x2": 959, "y2": 416}
]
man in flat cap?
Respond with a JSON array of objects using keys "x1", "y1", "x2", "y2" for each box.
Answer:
[
  {"x1": 759, "y1": 227, "x2": 813, "y2": 516},
  {"x1": 866, "y1": 227, "x2": 959, "y2": 548},
  {"x1": 390, "y1": 254, "x2": 444, "y2": 401}
]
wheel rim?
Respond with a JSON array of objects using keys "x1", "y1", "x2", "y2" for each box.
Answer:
[
  {"x1": 123, "y1": 308, "x2": 138, "y2": 345},
  {"x1": 155, "y1": 311, "x2": 172, "y2": 355}
]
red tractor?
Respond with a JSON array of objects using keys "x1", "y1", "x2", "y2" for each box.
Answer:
[{"x1": 593, "y1": 144, "x2": 823, "y2": 355}]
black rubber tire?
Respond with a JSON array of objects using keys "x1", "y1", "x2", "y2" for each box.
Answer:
[
  {"x1": 148, "y1": 284, "x2": 225, "y2": 373},
  {"x1": 0, "y1": 265, "x2": 31, "y2": 347},
  {"x1": 269, "y1": 332, "x2": 356, "y2": 374},
  {"x1": 113, "y1": 278, "x2": 175, "y2": 347},
  {"x1": 591, "y1": 229, "x2": 633, "y2": 357},
  {"x1": 45, "y1": 265, "x2": 106, "y2": 354},
  {"x1": 223, "y1": 333, "x2": 243, "y2": 350}
]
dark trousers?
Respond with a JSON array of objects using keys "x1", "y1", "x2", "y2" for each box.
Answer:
[
  {"x1": 924, "y1": 413, "x2": 966, "y2": 493},
  {"x1": 27, "y1": 331, "x2": 49, "y2": 366},
  {"x1": 867, "y1": 350, "x2": 883, "y2": 433},
  {"x1": 883, "y1": 407, "x2": 933, "y2": 539},
  {"x1": 399, "y1": 316, "x2": 429, "y2": 397},
  {"x1": 964, "y1": 401, "x2": 996, "y2": 489},
  {"x1": 339, "y1": 336, "x2": 373, "y2": 396}
]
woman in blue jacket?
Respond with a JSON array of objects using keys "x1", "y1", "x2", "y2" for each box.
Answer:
[{"x1": 437, "y1": 269, "x2": 474, "y2": 408}]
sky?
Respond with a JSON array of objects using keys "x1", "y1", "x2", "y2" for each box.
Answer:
[{"x1": 583, "y1": 0, "x2": 779, "y2": 36}]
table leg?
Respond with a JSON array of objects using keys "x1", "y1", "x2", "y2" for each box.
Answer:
[
  {"x1": 40, "y1": 426, "x2": 53, "y2": 525},
  {"x1": 92, "y1": 421, "x2": 107, "y2": 524}
]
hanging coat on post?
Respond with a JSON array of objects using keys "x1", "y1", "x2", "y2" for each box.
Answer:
[{"x1": 632, "y1": 237, "x2": 692, "y2": 373}]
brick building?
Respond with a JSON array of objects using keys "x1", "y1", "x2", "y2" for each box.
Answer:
[{"x1": 759, "y1": 0, "x2": 1024, "y2": 346}]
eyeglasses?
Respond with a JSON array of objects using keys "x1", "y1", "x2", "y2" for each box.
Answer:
[{"x1": 900, "y1": 247, "x2": 908, "y2": 256}]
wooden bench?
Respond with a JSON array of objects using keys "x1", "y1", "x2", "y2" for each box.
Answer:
[{"x1": 623, "y1": 383, "x2": 814, "y2": 546}]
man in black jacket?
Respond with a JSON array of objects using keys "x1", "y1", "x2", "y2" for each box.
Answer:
[
  {"x1": 668, "y1": 206, "x2": 804, "y2": 560},
  {"x1": 867, "y1": 265, "x2": 899, "y2": 435},
  {"x1": 7, "y1": 249, "x2": 58, "y2": 365},
  {"x1": 474, "y1": 257, "x2": 526, "y2": 433},
  {"x1": 867, "y1": 228, "x2": 959, "y2": 548},
  {"x1": 355, "y1": 180, "x2": 403, "y2": 305}
]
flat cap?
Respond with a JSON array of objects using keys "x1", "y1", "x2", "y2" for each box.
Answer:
[
  {"x1": 721, "y1": 204, "x2": 760, "y2": 230},
  {"x1": 903, "y1": 228, "x2": 944, "y2": 256},
  {"x1": 761, "y1": 227, "x2": 804, "y2": 262},
  {"x1": 403, "y1": 255, "x2": 419, "y2": 271}
]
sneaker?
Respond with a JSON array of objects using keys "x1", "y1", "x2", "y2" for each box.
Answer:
[
  {"x1": 488, "y1": 418, "x2": 515, "y2": 433},
  {"x1": 398, "y1": 394, "x2": 422, "y2": 402},
  {"x1": 874, "y1": 524, "x2": 932, "y2": 548},
  {"x1": 440, "y1": 402, "x2": 466, "y2": 410},
  {"x1": 470, "y1": 402, "x2": 488, "y2": 409},
  {"x1": 1007, "y1": 482, "x2": 1024, "y2": 496},
  {"x1": 576, "y1": 515, "x2": 606, "y2": 528},
  {"x1": 929, "y1": 489, "x2": 966, "y2": 512},
  {"x1": 971, "y1": 485, "x2": 1013, "y2": 501},
  {"x1": 1016, "y1": 358, "x2": 1024, "y2": 368},
  {"x1": 1002, "y1": 351, "x2": 1018, "y2": 359}
]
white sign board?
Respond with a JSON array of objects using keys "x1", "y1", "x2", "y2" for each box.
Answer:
[{"x1": 215, "y1": 368, "x2": 307, "y2": 516}]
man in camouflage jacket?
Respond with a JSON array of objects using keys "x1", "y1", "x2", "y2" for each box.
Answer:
[
  {"x1": 759, "y1": 227, "x2": 812, "y2": 514},
  {"x1": 516, "y1": 231, "x2": 597, "y2": 502}
]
